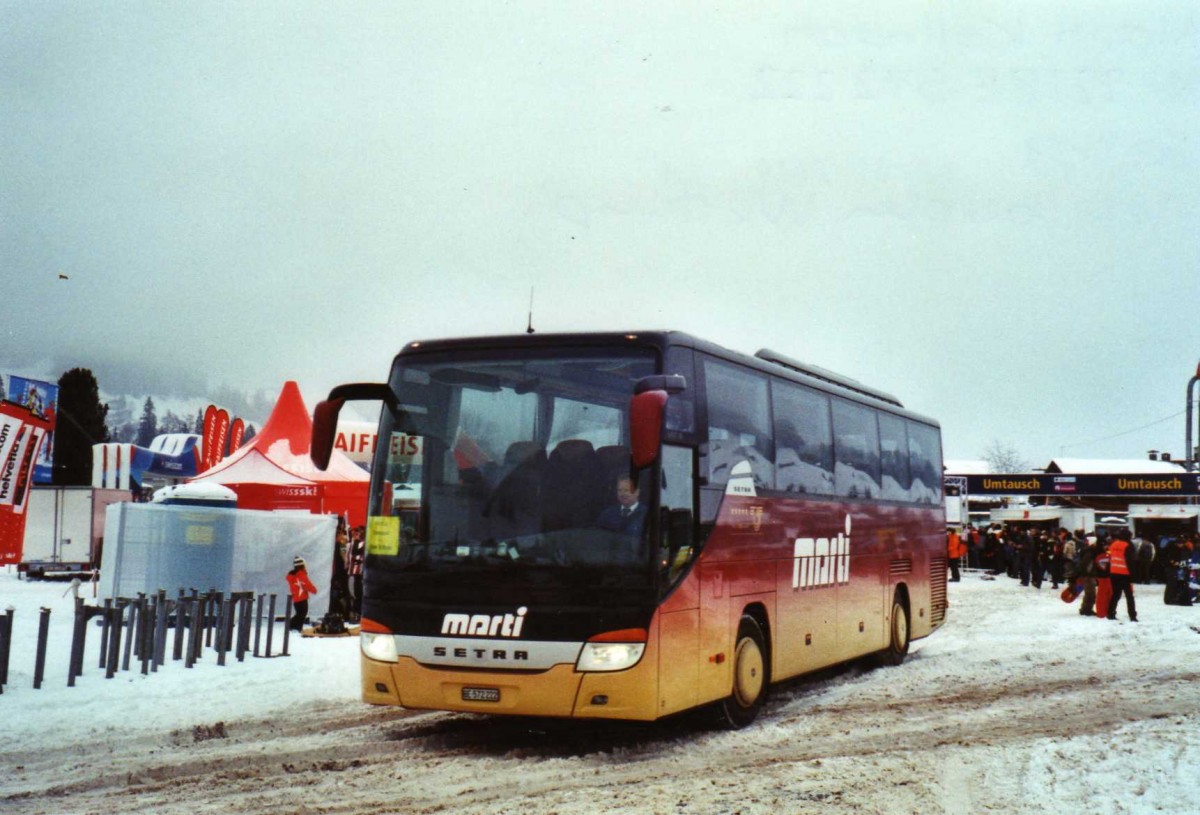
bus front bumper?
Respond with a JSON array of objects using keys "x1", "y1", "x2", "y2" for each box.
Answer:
[{"x1": 361, "y1": 655, "x2": 661, "y2": 720}]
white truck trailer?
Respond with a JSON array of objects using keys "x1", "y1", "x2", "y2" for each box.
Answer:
[
  {"x1": 988, "y1": 505, "x2": 1096, "y2": 534},
  {"x1": 1127, "y1": 504, "x2": 1199, "y2": 539},
  {"x1": 19, "y1": 486, "x2": 130, "y2": 578}
]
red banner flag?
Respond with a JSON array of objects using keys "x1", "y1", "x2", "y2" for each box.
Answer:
[
  {"x1": 212, "y1": 409, "x2": 231, "y2": 464},
  {"x1": 228, "y1": 417, "x2": 245, "y2": 455},
  {"x1": 202, "y1": 404, "x2": 219, "y2": 471},
  {"x1": 0, "y1": 402, "x2": 52, "y2": 564}
]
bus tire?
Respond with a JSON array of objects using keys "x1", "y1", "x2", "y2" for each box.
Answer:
[
  {"x1": 715, "y1": 615, "x2": 768, "y2": 729},
  {"x1": 876, "y1": 594, "x2": 910, "y2": 667}
]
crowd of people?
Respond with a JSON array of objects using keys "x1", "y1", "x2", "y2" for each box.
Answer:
[{"x1": 949, "y1": 524, "x2": 1200, "y2": 618}]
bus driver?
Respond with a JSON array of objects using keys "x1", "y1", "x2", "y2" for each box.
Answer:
[{"x1": 596, "y1": 475, "x2": 647, "y2": 538}]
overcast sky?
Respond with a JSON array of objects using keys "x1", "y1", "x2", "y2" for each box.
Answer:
[{"x1": 3, "y1": 2, "x2": 1198, "y2": 465}]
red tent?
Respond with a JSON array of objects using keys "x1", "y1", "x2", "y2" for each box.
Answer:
[{"x1": 189, "y1": 381, "x2": 369, "y2": 526}]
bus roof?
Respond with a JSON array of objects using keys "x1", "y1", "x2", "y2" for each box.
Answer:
[{"x1": 396, "y1": 330, "x2": 940, "y2": 428}]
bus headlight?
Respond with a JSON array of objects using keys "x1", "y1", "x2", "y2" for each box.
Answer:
[
  {"x1": 361, "y1": 632, "x2": 398, "y2": 662},
  {"x1": 575, "y1": 642, "x2": 646, "y2": 672}
]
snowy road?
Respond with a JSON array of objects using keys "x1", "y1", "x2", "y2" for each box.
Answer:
[{"x1": 3, "y1": 575, "x2": 1198, "y2": 815}]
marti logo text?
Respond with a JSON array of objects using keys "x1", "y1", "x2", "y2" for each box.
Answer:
[
  {"x1": 793, "y1": 515, "x2": 852, "y2": 590},
  {"x1": 441, "y1": 606, "x2": 528, "y2": 638}
]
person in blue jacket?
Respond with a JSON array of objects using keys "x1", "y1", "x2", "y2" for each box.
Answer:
[{"x1": 596, "y1": 475, "x2": 647, "y2": 539}]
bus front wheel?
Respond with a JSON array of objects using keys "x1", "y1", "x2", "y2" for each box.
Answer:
[
  {"x1": 876, "y1": 595, "x2": 910, "y2": 667},
  {"x1": 715, "y1": 615, "x2": 768, "y2": 729}
]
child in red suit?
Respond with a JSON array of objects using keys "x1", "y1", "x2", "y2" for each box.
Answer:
[{"x1": 287, "y1": 557, "x2": 318, "y2": 632}]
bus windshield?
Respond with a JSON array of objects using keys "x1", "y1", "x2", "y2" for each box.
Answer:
[{"x1": 366, "y1": 346, "x2": 659, "y2": 613}]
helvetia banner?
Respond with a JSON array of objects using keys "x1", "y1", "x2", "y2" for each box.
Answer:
[{"x1": 0, "y1": 402, "x2": 52, "y2": 564}]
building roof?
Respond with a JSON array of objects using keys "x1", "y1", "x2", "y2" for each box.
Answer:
[
  {"x1": 944, "y1": 459, "x2": 990, "y2": 475},
  {"x1": 1044, "y1": 458, "x2": 1187, "y2": 475}
]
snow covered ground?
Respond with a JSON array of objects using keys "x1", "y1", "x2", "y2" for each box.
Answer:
[{"x1": 2, "y1": 566, "x2": 1198, "y2": 815}]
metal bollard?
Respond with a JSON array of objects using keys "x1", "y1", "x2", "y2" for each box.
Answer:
[
  {"x1": 33, "y1": 607, "x2": 51, "y2": 689},
  {"x1": 253, "y1": 594, "x2": 264, "y2": 657},
  {"x1": 240, "y1": 594, "x2": 254, "y2": 661},
  {"x1": 215, "y1": 598, "x2": 231, "y2": 667},
  {"x1": 105, "y1": 605, "x2": 123, "y2": 679},
  {"x1": 264, "y1": 595, "x2": 277, "y2": 657},
  {"x1": 0, "y1": 607, "x2": 13, "y2": 682},
  {"x1": 235, "y1": 594, "x2": 249, "y2": 662},
  {"x1": 204, "y1": 591, "x2": 218, "y2": 648},
  {"x1": 173, "y1": 592, "x2": 187, "y2": 661},
  {"x1": 121, "y1": 598, "x2": 137, "y2": 672},
  {"x1": 153, "y1": 592, "x2": 168, "y2": 671},
  {"x1": 282, "y1": 596, "x2": 293, "y2": 656},
  {"x1": 133, "y1": 593, "x2": 146, "y2": 659},
  {"x1": 139, "y1": 599, "x2": 153, "y2": 676},
  {"x1": 68, "y1": 598, "x2": 86, "y2": 687},
  {"x1": 0, "y1": 606, "x2": 14, "y2": 690},
  {"x1": 186, "y1": 597, "x2": 204, "y2": 668},
  {"x1": 98, "y1": 598, "x2": 113, "y2": 669}
]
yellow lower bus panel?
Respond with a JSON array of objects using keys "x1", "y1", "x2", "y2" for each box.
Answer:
[{"x1": 361, "y1": 637, "x2": 665, "y2": 721}]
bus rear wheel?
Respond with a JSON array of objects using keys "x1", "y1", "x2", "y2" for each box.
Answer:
[
  {"x1": 876, "y1": 595, "x2": 910, "y2": 667},
  {"x1": 715, "y1": 615, "x2": 768, "y2": 729}
]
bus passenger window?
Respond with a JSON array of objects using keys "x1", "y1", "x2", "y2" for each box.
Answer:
[
  {"x1": 907, "y1": 421, "x2": 943, "y2": 505},
  {"x1": 703, "y1": 359, "x2": 773, "y2": 490},
  {"x1": 832, "y1": 399, "x2": 881, "y2": 499},
  {"x1": 878, "y1": 413, "x2": 911, "y2": 501},
  {"x1": 772, "y1": 381, "x2": 834, "y2": 495}
]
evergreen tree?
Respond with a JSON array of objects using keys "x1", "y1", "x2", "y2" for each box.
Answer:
[
  {"x1": 52, "y1": 368, "x2": 110, "y2": 486},
  {"x1": 103, "y1": 395, "x2": 132, "y2": 442},
  {"x1": 160, "y1": 410, "x2": 190, "y2": 434},
  {"x1": 136, "y1": 397, "x2": 158, "y2": 447},
  {"x1": 194, "y1": 408, "x2": 205, "y2": 434}
]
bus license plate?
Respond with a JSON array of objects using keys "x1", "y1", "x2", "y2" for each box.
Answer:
[{"x1": 462, "y1": 687, "x2": 500, "y2": 703}]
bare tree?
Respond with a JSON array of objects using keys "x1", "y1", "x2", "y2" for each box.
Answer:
[{"x1": 981, "y1": 440, "x2": 1030, "y2": 473}]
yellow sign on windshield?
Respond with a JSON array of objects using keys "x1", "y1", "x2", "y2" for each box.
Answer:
[{"x1": 366, "y1": 516, "x2": 400, "y2": 556}]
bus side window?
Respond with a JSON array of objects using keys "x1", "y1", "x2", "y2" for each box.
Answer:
[
  {"x1": 907, "y1": 421, "x2": 943, "y2": 505},
  {"x1": 878, "y1": 413, "x2": 911, "y2": 501},
  {"x1": 702, "y1": 358, "x2": 773, "y2": 491},
  {"x1": 832, "y1": 399, "x2": 881, "y2": 500},
  {"x1": 772, "y1": 380, "x2": 834, "y2": 495}
]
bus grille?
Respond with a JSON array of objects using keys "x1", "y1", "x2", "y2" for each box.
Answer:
[
  {"x1": 889, "y1": 557, "x2": 913, "y2": 576},
  {"x1": 930, "y1": 556, "x2": 948, "y2": 626}
]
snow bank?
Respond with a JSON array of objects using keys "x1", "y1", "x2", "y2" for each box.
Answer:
[{"x1": 0, "y1": 567, "x2": 361, "y2": 752}]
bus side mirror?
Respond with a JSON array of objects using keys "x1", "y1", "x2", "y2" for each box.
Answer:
[
  {"x1": 311, "y1": 398, "x2": 345, "y2": 471},
  {"x1": 634, "y1": 374, "x2": 686, "y2": 395},
  {"x1": 630, "y1": 390, "x2": 669, "y2": 470},
  {"x1": 310, "y1": 382, "x2": 397, "y2": 471}
]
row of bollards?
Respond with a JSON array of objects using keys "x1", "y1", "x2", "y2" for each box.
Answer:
[{"x1": 0, "y1": 590, "x2": 297, "y2": 692}]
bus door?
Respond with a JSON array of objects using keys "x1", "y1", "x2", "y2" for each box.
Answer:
[{"x1": 655, "y1": 444, "x2": 702, "y2": 714}]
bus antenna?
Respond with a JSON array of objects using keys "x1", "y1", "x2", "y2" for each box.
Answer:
[{"x1": 526, "y1": 287, "x2": 535, "y2": 334}]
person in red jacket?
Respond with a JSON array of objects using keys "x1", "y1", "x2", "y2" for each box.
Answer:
[
  {"x1": 947, "y1": 529, "x2": 965, "y2": 582},
  {"x1": 1106, "y1": 528, "x2": 1138, "y2": 621},
  {"x1": 287, "y1": 557, "x2": 318, "y2": 632},
  {"x1": 1094, "y1": 540, "x2": 1113, "y2": 622}
]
